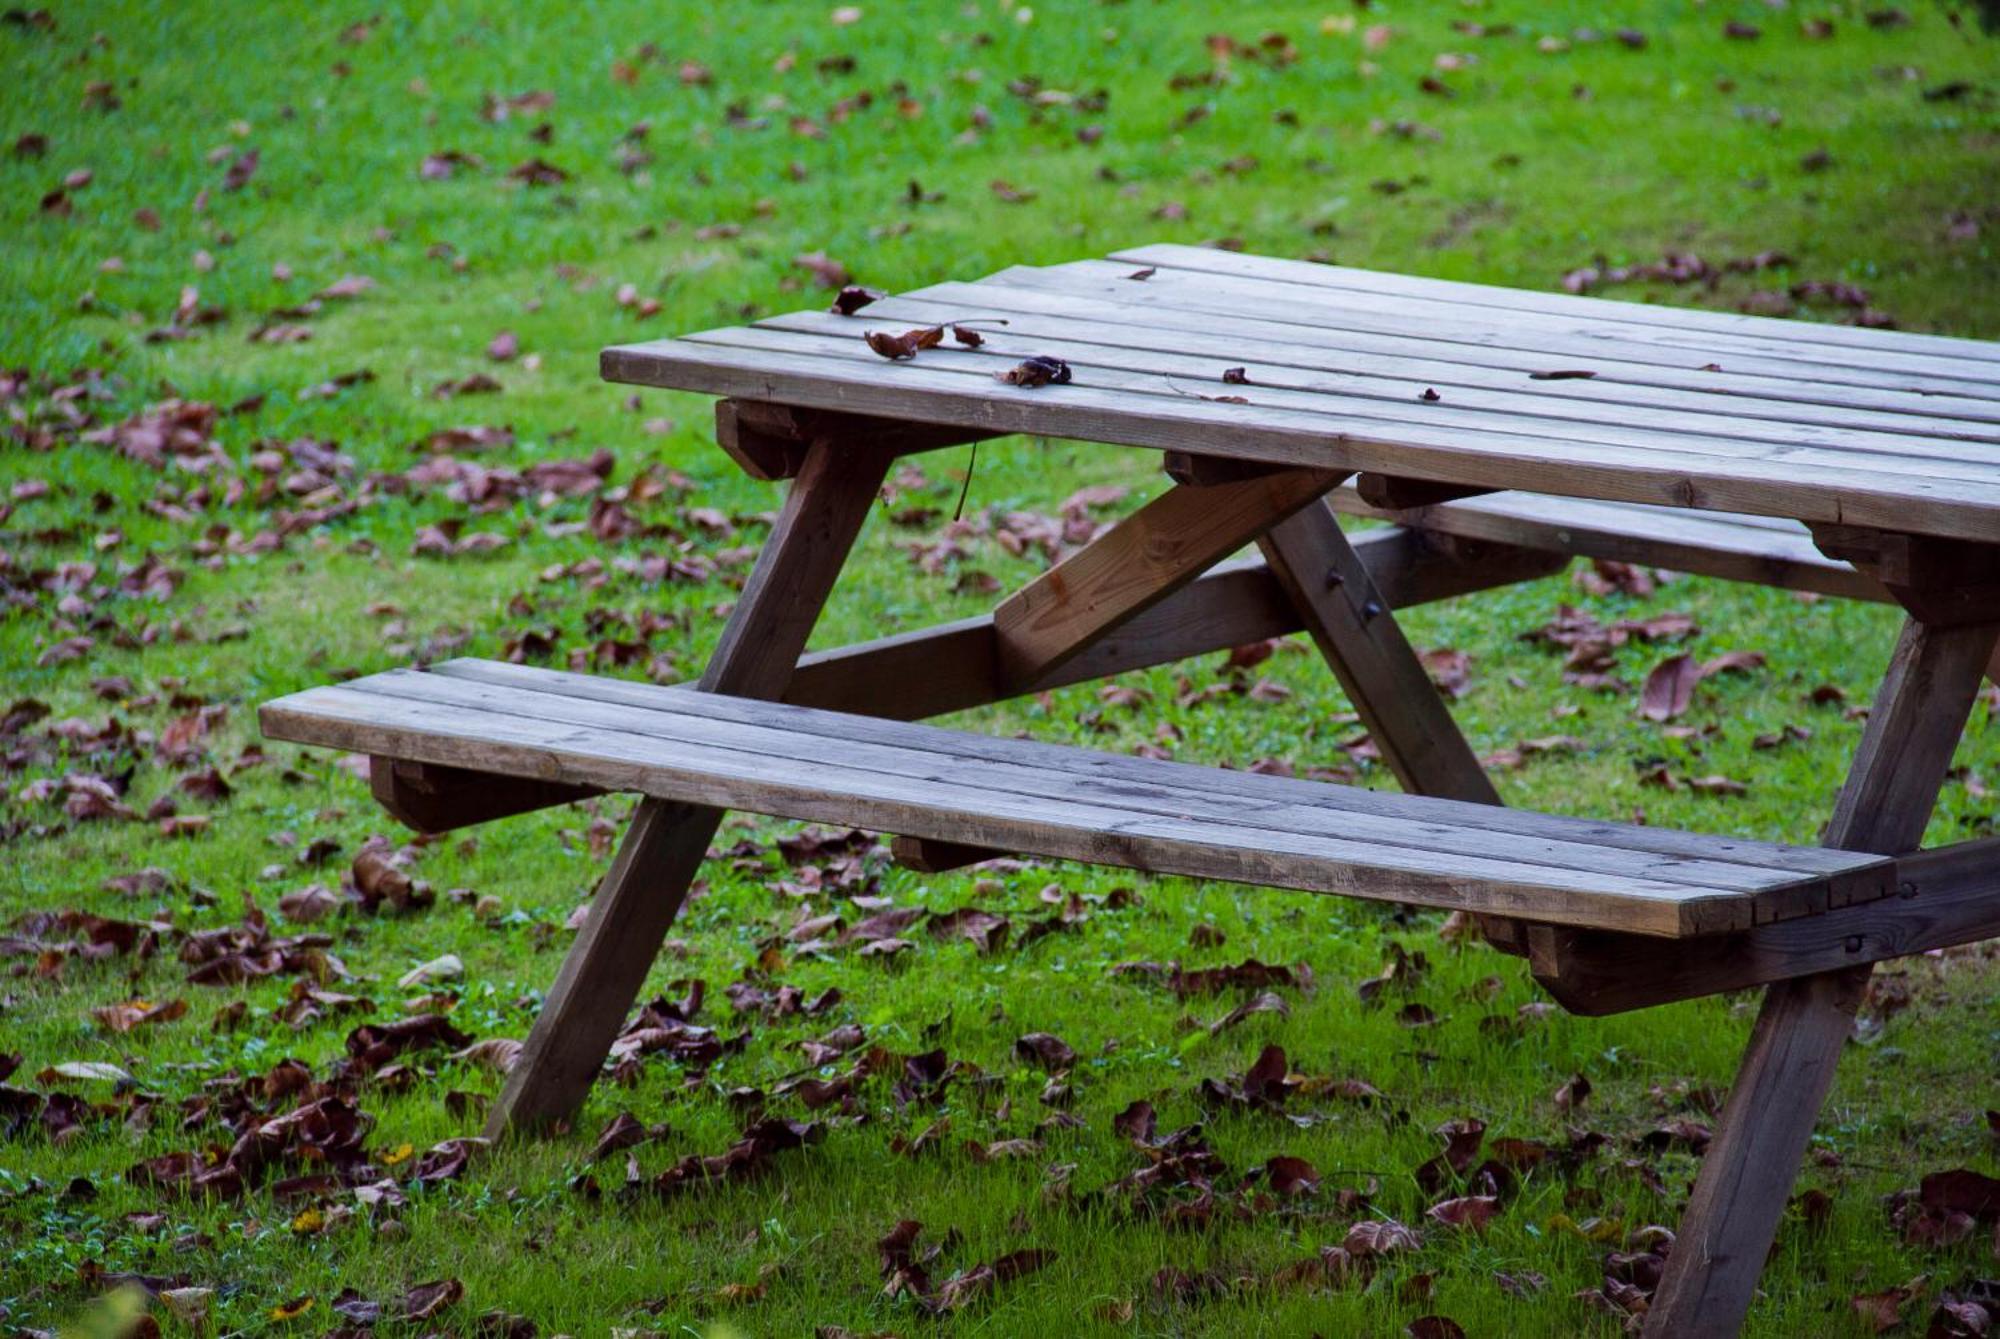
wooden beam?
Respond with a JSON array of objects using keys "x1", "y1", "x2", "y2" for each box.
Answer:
[
  {"x1": 1257, "y1": 500, "x2": 1501, "y2": 805},
  {"x1": 1530, "y1": 836, "x2": 2000, "y2": 1015},
  {"x1": 486, "y1": 436, "x2": 895, "y2": 1139},
  {"x1": 784, "y1": 530, "x2": 1568, "y2": 721},
  {"x1": 714, "y1": 398, "x2": 997, "y2": 481},
  {"x1": 1810, "y1": 523, "x2": 2000, "y2": 626},
  {"x1": 890, "y1": 835, "x2": 999, "y2": 874},
  {"x1": 990, "y1": 466, "x2": 1346, "y2": 687},
  {"x1": 1353, "y1": 472, "x2": 1494, "y2": 510},
  {"x1": 369, "y1": 758, "x2": 598, "y2": 834},
  {"x1": 1643, "y1": 617, "x2": 2000, "y2": 1338}
]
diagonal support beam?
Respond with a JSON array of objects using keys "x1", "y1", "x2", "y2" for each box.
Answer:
[
  {"x1": 990, "y1": 465, "x2": 1346, "y2": 688},
  {"x1": 1257, "y1": 498, "x2": 1500, "y2": 805},
  {"x1": 1643, "y1": 615, "x2": 2000, "y2": 1337}
]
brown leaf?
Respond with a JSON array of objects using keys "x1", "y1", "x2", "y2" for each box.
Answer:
[
  {"x1": 1427, "y1": 1195, "x2": 1500, "y2": 1232},
  {"x1": 1265, "y1": 1154, "x2": 1320, "y2": 1197},
  {"x1": 400, "y1": 1278, "x2": 464, "y2": 1320},
  {"x1": 1639, "y1": 653, "x2": 1700, "y2": 721},
  {"x1": 485, "y1": 330, "x2": 519, "y2": 362},
  {"x1": 831, "y1": 285, "x2": 881, "y2": 315},
  {"x1": 1528, "y1": 369, "x2": 1596, "y2": 381},
  {"x1": 1407, "y1": 1318, "x2": 1468, "y2": 1339},
  {"x1": 996, "y1": 355, "x2": 1071, "y2": 387},
  {"x1": 1014, "y1": 1032, "x2": 1077, "y2": 1071},
  {"x1": 1344, "y1": 1218, "x2": 1422, "y2": 1257},
  {"x1": 792, "y1": 251, "x2": 851, "y2": 289}
]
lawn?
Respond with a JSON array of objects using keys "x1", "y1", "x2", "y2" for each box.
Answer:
[{"x1": 3, "y1": 1, "x2": 1999, "y2": 1335}]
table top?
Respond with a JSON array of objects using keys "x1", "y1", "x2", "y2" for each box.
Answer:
[{"x1": 603, "y1": 243, "x2": 2000, "y2": 543}]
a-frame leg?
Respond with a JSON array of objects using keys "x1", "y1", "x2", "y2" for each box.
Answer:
[
  {"x1": 1643, "y1": 616, "x2": 2000, "y2": 1337},
  {"x1": 486, "y1": 436, "x2": 894, "y2": 1137},
  {"x1": 1257, "y1": 498, "x2": 1500, "y2": 805}
]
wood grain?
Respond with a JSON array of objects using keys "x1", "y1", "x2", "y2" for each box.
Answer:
[
  {"x1": 482, "y1": 437, "x2": 893, "y2": 1138},
  {"x1": 1643, "y1": 618, "x2": 2000, "y2": 1337},
  {"x1": 990, "y1": 466, "x2": 1343, "y2": 686}
]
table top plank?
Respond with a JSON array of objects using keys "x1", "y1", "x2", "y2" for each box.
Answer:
[
  {"x1": 601, "y1": 246, "x2": 2000, "y2": 543},
  {"x1": 995, "y1": 261, "x2": 2000, "y2": 399},
  {"x1": 681, "y1": 325, "x2": 2000, "y2": 488},
  {"x1": 606, "y1": 332, "x2": 2000, "y2": 541},
  {"x1": 1110, "y1": 243, "x2": 2000, "y2": 365},
  {"x1": 879, "y1": 282, "x2": 2000, "y2": 439},
  {"x1": 750, "y1": 307, "x2": 1998, "y2": 468}
]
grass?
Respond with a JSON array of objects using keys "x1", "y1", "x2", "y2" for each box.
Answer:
[{"x1": 3, "y1": 1, "x2": 1998, "y2": 1335}]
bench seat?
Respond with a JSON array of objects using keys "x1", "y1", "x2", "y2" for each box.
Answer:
[
  {"x1": 1328, "y1": 488, "x2": 1887, "y2": 603},
  {"x1": 258, "y1": 659, "x2": 1895, "y2": 939}
]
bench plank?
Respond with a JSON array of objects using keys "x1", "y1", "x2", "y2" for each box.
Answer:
[
  {"x1": 1329, "y1": 489, "x2": 1890, "y2": 603},
  {"x1": 259, "y1": 662, "x2": 1894, "y2": 938}
]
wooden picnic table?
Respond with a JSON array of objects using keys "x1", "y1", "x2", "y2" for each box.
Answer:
[{"x1": 261, "y1": 244, "x2": 2000, "y2": 1337}]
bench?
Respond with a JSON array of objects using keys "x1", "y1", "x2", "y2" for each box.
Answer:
[
  {"x1": 263, "y1": 243, "x2": 2000, "y2": 1337},
  {"x1": 259, "y1": 660, "x2": 1898, "y2": 940}
]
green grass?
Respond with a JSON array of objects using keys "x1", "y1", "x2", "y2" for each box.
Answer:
[{"x1": 3, "y1": 2, "x2": 1998, "y2": 1335}]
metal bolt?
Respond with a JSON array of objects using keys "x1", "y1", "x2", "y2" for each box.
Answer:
[
  {"x1": 1897, "y1": 880, "x2": 1918, "y2": 900},
  {"x1": 1844, "y1": 934, "x2": 1864, "y2": 954},
  {"x1": 1362, "y1": 599, "x2": 1383, "y2": 621},
  {"x1": 1324, "y1": 568, "x2": 1345, "y2": 590}
]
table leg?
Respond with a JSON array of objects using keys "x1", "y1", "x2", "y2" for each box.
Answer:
[
  {"x1": 485, "y1": 435, "x2": 893, "y2": 1137},
  {"x1": 1643, "y1": 616, "x2": 2000, "y2": 1337}
]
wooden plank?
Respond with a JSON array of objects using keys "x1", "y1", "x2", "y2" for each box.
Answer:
[
  {"x1": 890, "y1": 835, "x2": 998, "y2": 874},
  {"x1": 600, "y1": 336, "x2": 2000, "y2": 543},
  {"x1": 1331, "y1": 490, "x2": 1891, "y2": 604},
  {"x1": 1643, "y1": 617, "x2": 2000, "y2": 1337},
  {"x1": 262, "y1": 678, "x2": 1859, "y2": 938},
  {"x1": 1109, "y1": 244, "x2": 2000, "y2": 365},
  {"x1": 759, "y1": 305, "x2": 2000, "y2": 465},
  {"x1": 268, "y1": 660, "x2": 1894, "y2": 913},
  {"x1": 369, "y1": 758, "x2": 598, "y2": 835},
  {"x1": 727, "y1": 318, "x2": 2000, "y2": 475},
  {"x1": 1530, "y1": 837, "x2": 2000, "y2": 1015},
  {"x1": 990, "y1": 466, "x2": 1344, "y2": 686},
  {"x1": 715, "y1": 398, "x2": 997, "y2": 481},
  {"x1": 482, "y1": 437, "x2": 894, "y2": 1138},
  {"x1": 1354, "y1": 474, "x2": 1494, "y2": 510},
  {"x1": 1019, "y1": 259, "x2": 2000, "y2": 393},
  {"x1": 426, "y1": 659, "x2": 1887, "y2": 885},
  {"x1": 785, "y1": 530, "x2": 1568, "y2": 721},
  {"x1": 1812, "y1": 524, "x2": 2000, "y2": 625},
  {"x1": 895, "y1": 278, "x2": 2000, "y2": 432},
  {"x1": 327, "y1": 670, "x2": 1817, "y2": 900},
  {"x1": 1257, "y1": 500, "x2": 1500, "y2": 805}
]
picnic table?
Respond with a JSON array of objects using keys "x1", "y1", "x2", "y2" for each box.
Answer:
[{"x1": 261, "y1": 244, "x2": 2000, "y2": 1337}]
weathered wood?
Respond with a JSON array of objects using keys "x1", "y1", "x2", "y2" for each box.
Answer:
[
  {"x1": 1530, "y1": 836, "x2": 2000, "y2": 1015},
  {"x1": 990, "y1": 466, "x2": 1345, "y2": 687},
  {"x1": 1332, "y1": 489, "x2": 1890, "y2": 604},
  {"x1": 405, "y1": 664, "x2": 1894, "y2": 886},
  {"x1": 785, "y1": 532, "x2": 1568, "y2": 721},
  {"x1": 1643, "y1": 617, "x2": 2000, "y2": 1338},
  {"x1": 262, "y1": 662, "x2": 1897, "y2": 938},
  {"x1": 1015, "y1": 257, "x2": 2000, "y2": 394},
  {"x1": 890, "y1": 835, "x2": 999, "y2": 874},
  {"x1": 369, "y1": 757, "x2": 599, "y2": 834},
  {"x1": 1108, "y1": 244, "x2": 2000, "y2": 365},
  {"x1": 899, "y1": 274, "x2": 2000, "y2": 433},
  {"x1": 1354, "y1": 473, "x2": 1493, "y2": 511},
  {"x1": 1258, "y1": 500, "x2": 1501, "y2": 805},
  {"x1": 1810, "y1": 523, "x2": 2000, "y2": 625},
  {"x1": 714, "y1": 398, "x2": 997, "y2": 481},
  {"x1": 603, "y1": 332, "x2": 2000, "y2": 543},
  {"x1": 482, "y1": 437, "x2": 895, "y2": 1138}
]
